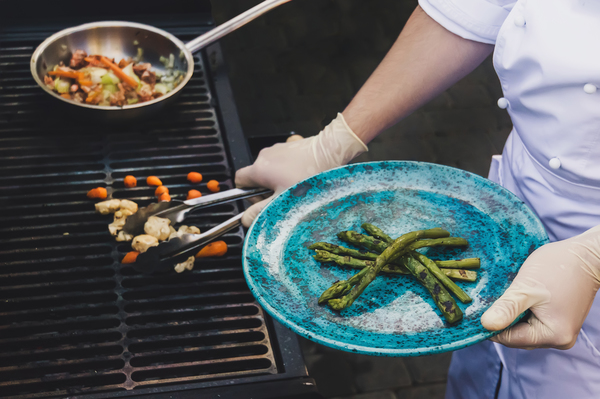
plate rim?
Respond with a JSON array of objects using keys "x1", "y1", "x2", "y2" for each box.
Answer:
[{"x1": 242, "y1": 161, "x2": 548, "y2": 356}]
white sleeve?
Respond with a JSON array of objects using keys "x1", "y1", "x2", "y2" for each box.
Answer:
[{"x1": 419, "y1": 0, "x2": 516, "y2": 44}]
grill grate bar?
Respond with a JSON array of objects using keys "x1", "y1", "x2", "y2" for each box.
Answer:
[
  {"x1": 0, "y1": 313, "x2": 120, "y2": 331},
  {"x1": 127, "y1": 328, "x2": 265, "y2": 346},
  {"x1": 0, "y1": 290, "x2": 118, "y2": 307},
  {"x1": 0, "y1": 279, "x2": 117, "y2": 297},
  {"x1": 129, "y1": 341, "x2": 268, "y2": 360},
  {"x1": 0, "y1": 301, "x2": 118, "y2": 321},
  {"x1": 0, "y1": 341, "x2": 120, "y2": 359},
  {"x1": 0, "y1": 243, "x2": 111, "y2": 257},
  {"x1": 0, "y1": 370, "x2": 126, "y2": 388},
  {"x1": 0, "y1": 354, "x2": 125, "y2": 374},
  {"x1": 0, "y1": 330, "x2": 122, "y2": 348},
  {"x1": 130, "y1": 354, "x2": 273, "y2": 374},
  {"x1": 122, "y1": 290, "x2": 253, "y2": 305}
]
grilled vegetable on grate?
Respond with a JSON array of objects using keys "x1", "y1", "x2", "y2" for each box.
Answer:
[
  {"x1": 187, "y1": 189, "x2": 202, "y2": 200},
  {"x1": 196, "y1": 241, "x2": 228, "y2": 258},
  {"x1": 95, "y1": 199, "x2": 122, "y2": 215},
  {"x1": 144, "y1": 216, "x2": 172, "y2": 241},
  {"x1": 187, "y1": 172, "x2": 203, "y2": 183},
  {"x1": 132, "y1": 234, "x2": 159, "y2": 253},
  {"x1": 155, "y1": 186, "x2": 169, "y2": 197},
  {"x1": 174, "y1": 256, "x2": 196, "y2": 273},
  {"x1": 158, "y1": 192, "x2": 171, "y2": 202},
  {"x1": 169, "y1": 225, "x2": 201, "y2": 240},
  {"x1": 147, "y1": 176, "x2": 162, "y2": 186},
  {"x1": 87, "y1": 187, "x2": 107, "y2": 199},
  {"x1": 121, "y1": 251, "x2": 140, "y2": 264},
  {"x1": 207, "y1": 180, "x2": 220, "y2": 192},
  {"x1": 124, "y1": 175, "x2": 137, "y2": 187}
]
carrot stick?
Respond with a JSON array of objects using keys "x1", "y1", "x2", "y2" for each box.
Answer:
[
  {"x1": 84, "y1": 57, "x2": 105, "y2": 67},
  {"x1": 100, "y1": 56, "x2": 138, "y2": 88},
  {"x1": 48, "y1": 70, "x2": 93, "y2": 87},
  {"x1": 196, "y1": 241, "x2": 228, "y2": 258},
  {"x1": 121, "y1": 251, "x2": 140, "y2": 264},
  {"x1": 48, "y1": 70, "x2": 84, "y2": 80}
]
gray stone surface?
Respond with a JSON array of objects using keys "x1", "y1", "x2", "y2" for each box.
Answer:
[
  {"x1": 332, "y1": 391, "x2": 398, "y2": 399},
  {"x1": 304, "y1": 353, "x2": 358, "y2": 398},
  {"x1": 350, "y1": 355, "x2": 412, "y2": 392},
  {"x1": 396, "y1": 383, "x2": 447, "y2": 399},
  {"x1": 403, "y1": 353, "x2": 453, "y2": 384}
]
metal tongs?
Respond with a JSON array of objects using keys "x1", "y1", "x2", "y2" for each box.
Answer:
[{"x1": 130, "y1": 187, "x2": 272, "y2": 273}]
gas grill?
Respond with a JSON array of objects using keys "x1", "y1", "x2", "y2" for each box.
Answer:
[{"x1": 0, "y1": 3, "x2": 320, "y2": 398}]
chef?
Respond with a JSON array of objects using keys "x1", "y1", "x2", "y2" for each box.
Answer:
[{"x1": 235, "y1": 1, "x2": 600, "y2": 397}]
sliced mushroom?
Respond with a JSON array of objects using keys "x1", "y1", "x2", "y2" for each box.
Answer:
[
  {"x1": 132, "y1": 234, "x2": 159, "y2": 253},
  {"x1": 174, "y1": 256, "x2": 195, "y2": 273},
  {"x1": 144, "y1": 216, "x2": 172, "y2": 241},
  {"x1": 116, "y1": 230, "x2": 134, "y2": 242},
  {"x1": 119, "y1": 199, "x2": 138, "y2": 214},
  {"x1": 169, "y1": 225, "x2": 201, "y2": 240},
  {"x1": 95, "y1": 199, "x2": 122, "y2": 215}
]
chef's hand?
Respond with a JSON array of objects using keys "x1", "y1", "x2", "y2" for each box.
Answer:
[
  {"x1": 235, "y1": 113, "x2": 368, "y2": 227},
  {"x1": 481, "y1": 225, "x2": 600, "y2": 349}
]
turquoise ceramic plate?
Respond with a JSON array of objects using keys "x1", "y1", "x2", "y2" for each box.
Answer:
[{"x1": 243, "y1": 161, "x2": 548, "y2": 356}]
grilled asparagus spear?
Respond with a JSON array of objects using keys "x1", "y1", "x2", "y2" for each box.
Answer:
[
  {"x1": 361, "y1": 223, "x2": 394, "y2": 244},
  {"x1": 328, "y1": 228, "x2": 450, "y2": 310},
  {"x1": 402, "y1": 255, "x2": 463, "y2": 324},
  {"x1": 411, "y1": 251, "x2": 472, "y2": 303},
  {"x1": 434, "y1": 258, "x2": 480, "y2": 269},
  {"x1": 313, "y1": 250, "x2": 477, "y2": 281},
  {"x1": 337, "y1": 231, "x2": 389, "y2": 253}
]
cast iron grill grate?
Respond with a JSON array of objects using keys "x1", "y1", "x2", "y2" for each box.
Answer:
[{"x1": 0, "y1": 27, "x2": 277, "y2": 398}]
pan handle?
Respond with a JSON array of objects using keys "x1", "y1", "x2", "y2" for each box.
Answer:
[{"x1": 185, "y1": 0, "x2": 292, "y2": 53}]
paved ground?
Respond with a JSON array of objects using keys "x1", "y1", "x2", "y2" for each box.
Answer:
[{"x1": 213, "y1": 1, "x2": 513, "y2": 397}]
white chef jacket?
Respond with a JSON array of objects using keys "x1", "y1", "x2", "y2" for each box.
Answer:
[{"x1": 418, "y1": 0, "x2": 600, "y2": 398}]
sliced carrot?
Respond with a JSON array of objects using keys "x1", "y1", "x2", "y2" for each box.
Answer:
[
  {"x1": 158, "y1": 193, "x2": 171, "y2": 202},
  {"x1": 187, "y1": 172, "x2": 203, "y2": 183},
  {"x1": 84, "y1": 56, "x2": 105, "y2": 67},
  {"x1": 187, "y1": 189, "x2": 201, "y2": 200},
  {"x1": 48, "y1": 70, "x2": 93, "y2": 87},
  {"x1": 60, "y1": 93, "x2": 71, "y2": 99},
  {"x1": 48, "y1": 70, "x2": 84, "y2": 80},
  {"x1": 100, "y1": 56, "x2": 138, "y2": 88},
  {"x1": 121, "y1": 251, "x2": 140, "y2": 264},
  {"x1": 155, "y1": 186, "x2": 169, "y2": 197},
  {"x1": 85, "y1": 91, "x2": 99, "y2": 104},
  {"x1": 146, "y1": 176, "x2": 162, "y2": 186},
  {"x1": 87, "y1": 187, "x2": 107, "y2": 199},
  {"x1": 207, "y1": 180, "x2": 220, "y2": 193},
  {"x1": 196, "y1": 241, "x2": 228, "y2": 258},
  {"x1": 124, "y1": 175, "x2": 137, "y2": 188}
]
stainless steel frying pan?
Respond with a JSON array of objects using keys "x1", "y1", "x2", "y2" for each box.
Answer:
[{"x1": 30, "y1": 0, "x2": 291, "y2": 122}]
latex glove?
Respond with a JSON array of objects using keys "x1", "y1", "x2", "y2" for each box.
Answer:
[
  {"x1": 235, "y1": 113, "x2": 368, "y2": 227},
  {"x1": 481, "y1": 225, "x2": 600, "y2": 349}
]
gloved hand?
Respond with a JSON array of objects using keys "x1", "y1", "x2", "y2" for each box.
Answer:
[
  {"x1": 235, "y1": 113, "x2": 368, "y2": 227},
  {"x1": 481, "y1": 225, "x2": 600, "y2": 349}
]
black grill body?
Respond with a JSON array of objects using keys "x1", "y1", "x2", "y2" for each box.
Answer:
[{"x1": 0, "y1": 6, "x2": 319, "y2": 399}]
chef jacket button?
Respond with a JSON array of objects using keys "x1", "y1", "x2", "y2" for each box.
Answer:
[
  {"x1": 497, "y1": 97, "x2": 509, "y2": 109},
  {"x1": 549, "y1": 157, "x2": 561, "y2": 170},
  {"x1": 514, "y1": 14, "x2": 526, "y2": 27},
  {"x1": 584, "y1": 84, "x2": 597, "y2": 94}
]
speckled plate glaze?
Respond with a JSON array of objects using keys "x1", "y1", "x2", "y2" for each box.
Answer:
[{"x1": 243, "y1": 161, "x2": 548, "y2": 356}]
